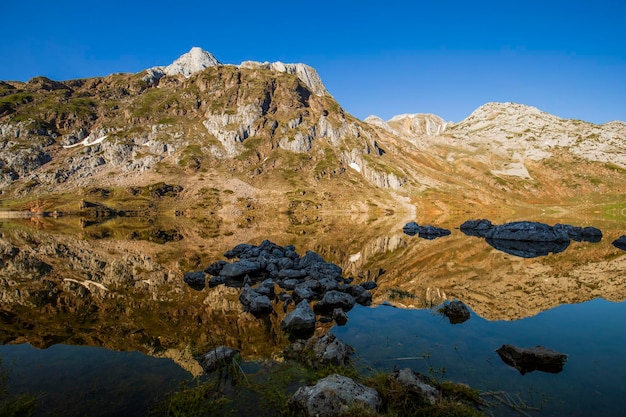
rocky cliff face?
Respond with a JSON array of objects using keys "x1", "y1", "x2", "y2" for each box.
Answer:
[{"x1": 0, "y1": 48, "x2": 414, "y2": 213}]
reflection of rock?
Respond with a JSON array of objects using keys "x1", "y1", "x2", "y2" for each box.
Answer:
[
  {"x1": 486, "y1": 238, "x2": 570, "y2": 258},
  {"x1": 403, "y1": 222, "x2": 451, "y2": 239},
  {"x1": 496, "y1": 344, "x2": 567, "y2": 375},
  {"x1": 440, "y1": 300, "x2": 471, "y2": 324},
  {"x1": 199, "y1": 346, "x2": 240, "y2": 373},
  {"x1": 289, "y1": 374, "x2": 381, "y2": 417},
  {"x1": 612, "y1": 236, "x2": 626, "y2": 251}
]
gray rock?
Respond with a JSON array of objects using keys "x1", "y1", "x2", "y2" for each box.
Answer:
[
  {"x1": 208, "y1": 275, "x2": 226, "y2": 288},
  {"x1": 278, "y1": 268, "x2": 308, "y2": 279},
  {"x1": 391, "y1": 368, "x2": 440, "y2": 405},
  {"x1": 403, "y1": 222, "x2": 451, "y2": 239},
  {"x1": 183, "y1": 271, "x2": 206, "y2": 290},
  {"x1": 581, "y1": 226, "x2": 602, "y2": 243},
  {"x1": 198, "y1": 346, "x2": 239, "y2": 373},
  {"x1": 278, "y1": 278, "x2": 300, "y2": 290},
  {"x1": 285, "y1": 334, "x2": 355, "y2": 368},
  {"x1": 441, "y1": 300, "x2": 471, "y2": 324},
  {"x1": 496, "y1": 344, "x2": 567, "y2": 375},
  {"x1": 484, "y1": 221, "x2": 570, "y2": 242},
  {"x1": 360, "y1": 281, "x2": 377, "y2": 290},
  {"x1": 332, "y1": 308, "x2": 348, "y2": 325},
  {"x1": 239, "y1": 284, "x2": 273, "y2": 315},
  {"x1": 224, "y1": 243, "x2": 255, "y2": 259},
  {"x1": 289, "y1": 374, "x2": 381, "y2": 417},
  {"x1": 255, "y1": 278, "x2": 275, "y2": 298},
  {"x1": 460, "y1": 219, "x2": 494, "y2": 237},
  {"x1": 317, "y1": 277, "x2": 339, "y2": 292},
  {"x1": 204, "y1": 260, "x2": 227, "y2": 275},
  {"x1": 281, "y1": 300, "x2": 316, "y2": 336},
  {"x1": 220, "y1": 259, "x2": 262, "y2": 278},
  {"x1": 613, "y1": 235, "x2": 626, "y2": 251},
  {"x1": 293, "y1": 285, "x2": 317, "y2": 302},
  {"x1": 248, "y1": 294, "x2": 273, "y2": 315},
  {"x1": 350, "y1": 285, "x2": 372, "y2": 306},
  {"x1": 314, "y1": 290, "x2": 356, "y2": 313}
]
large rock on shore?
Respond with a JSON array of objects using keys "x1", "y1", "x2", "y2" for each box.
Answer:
[{"x1": 289, "y1": 374, "x2": 381, "y2": 417}]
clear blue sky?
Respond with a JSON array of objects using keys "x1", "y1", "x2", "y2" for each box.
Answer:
[{"x1": 1, "y1": 0, "x2": 625, "y2": 124}]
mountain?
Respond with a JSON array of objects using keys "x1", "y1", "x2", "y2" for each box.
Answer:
[{"x1": 0, "y1": 48, "x2": 624, "y2": 218}]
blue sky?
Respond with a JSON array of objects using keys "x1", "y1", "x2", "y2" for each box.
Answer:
[{"x1": 1, "y1": 0, "x2": 625, "y2": 124}]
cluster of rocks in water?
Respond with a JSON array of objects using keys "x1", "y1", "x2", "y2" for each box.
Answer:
[
  {"x1": 402, "y1": 219, "x2": 626, "y2": 258},
  {"x1": 186, "y1": 237, "x2": 579, "y2": 416},
  {"x1": 184, "y1": 240, "x2": 377, "y2": 336},
  {"x1": 402, "y1": 221, "x2": 451, "y2": 239},
  {"x1": 459, "y1": 219, "x2": 608, "y2": 258},
  {"x1": 403, "y1": 218, "x2": 626, "y2": 258}
]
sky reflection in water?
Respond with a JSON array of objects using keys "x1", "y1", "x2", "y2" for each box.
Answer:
[{"x1": 332, "y1": 298, "x2": 626, "y2": 417}]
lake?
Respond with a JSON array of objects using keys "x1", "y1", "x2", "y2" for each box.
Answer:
[{"x1": 0, "y1": 208, "x2": 624, "y2": 416}]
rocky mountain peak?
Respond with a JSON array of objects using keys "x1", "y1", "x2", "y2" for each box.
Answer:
[
  {"x1": 144, "y1": 48, "x2": 328, "y2": 97},
  {"x1": 158, "y1": 47, "x2": 221, "y2": 77},
  {"x1": 364, "y1": 113, "x2": 447, "y2": 137}
]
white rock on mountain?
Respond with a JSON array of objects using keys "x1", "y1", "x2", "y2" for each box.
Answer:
[
  {"x1": 364, "y1": 114, "x2": 448, "y2": 137},
  {"x1": 239, "y1": 60, "x2": 327, "y2": 96},
  {"x1": 144, "y1": 47, "x2": 328, "y2": 96},
  {"x1": 448, "y1": 102, "x2": 626, "y2": 168},
  {"x1": 158, "y1": 47, "x2": 220, "y2": 77}
]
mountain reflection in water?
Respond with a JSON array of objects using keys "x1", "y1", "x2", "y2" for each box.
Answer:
[{"x1": 0, "y1": 210, "x2": 624, "y2": 416}]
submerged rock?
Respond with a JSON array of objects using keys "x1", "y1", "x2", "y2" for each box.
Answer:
[
  {"x1": 496, "y1": 344, "x2": 567, "y2": 375},
  {"x1": 198, "y1": 346, "x2": 240, "y2": 373},
  {"x1": 289, "y1": 374, "x2": 381, "y2": 417},
  {"x1": 285, "y1": 334, "x2": 355, "y2": 368}
]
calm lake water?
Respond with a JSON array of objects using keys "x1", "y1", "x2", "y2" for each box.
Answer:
[{"x1": 0, "y1": 209, "x2": 624, "y2": 416}]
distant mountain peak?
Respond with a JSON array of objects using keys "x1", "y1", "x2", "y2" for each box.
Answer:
[
  {"x1": 364, "y1": 113, "x2": 448, "y2": 137},
  {"x1": 154, "y1": 47, "x2": 221, "y2": 78},
  {"x1": 145, "y1": 47, "x2": 328, "y2": 96}
]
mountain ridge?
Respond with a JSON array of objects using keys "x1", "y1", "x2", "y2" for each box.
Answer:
[{"x1": 0, "y1": 48, "x2": 624, "y2": 217}]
